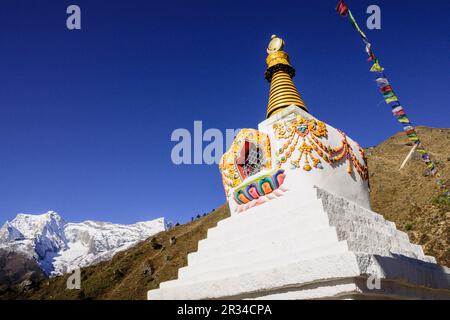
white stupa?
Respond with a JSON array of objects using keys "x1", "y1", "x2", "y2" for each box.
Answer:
[{"x1": 148, "y1": 35, "x2": 450, "y2": 300}]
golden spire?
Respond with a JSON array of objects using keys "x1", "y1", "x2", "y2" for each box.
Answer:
[{"x1": 265, "y1": 35, "x2": 308, "y2": 118}]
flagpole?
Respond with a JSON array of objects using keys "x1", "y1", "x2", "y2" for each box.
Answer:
[{"x1": 400, "y1": 143, "x2": 418, "y2": 170}]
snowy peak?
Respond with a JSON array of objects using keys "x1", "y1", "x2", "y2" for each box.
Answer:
[
  {"x1": 1, "y1": 211, "x2": 69, "y2": 270},
  {"x1": 8, "y1": 211, "x2": 66, "y2": 240},
  {"x1": 57, "y1": 217, "x2": 167, "y2": 275},
  {"x1": 0, "y1": 212, "x2": 166, "y2": 277},
  {"x1": 0, "y1": 221, "x2": 25, "y2": 242}
]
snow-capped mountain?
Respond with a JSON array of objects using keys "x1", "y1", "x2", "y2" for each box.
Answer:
[{"x1": 0, "y1": 211, "x2": 166, "y2": 277}]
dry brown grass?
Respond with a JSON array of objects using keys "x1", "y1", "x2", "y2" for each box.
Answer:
[{"x1": 367, "y1": 126, "x2": 449, "y2": 266}]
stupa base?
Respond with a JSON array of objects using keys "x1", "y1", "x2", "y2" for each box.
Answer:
[{"x1": 148, "y1": 187, "x2": 450, "y2": 300}]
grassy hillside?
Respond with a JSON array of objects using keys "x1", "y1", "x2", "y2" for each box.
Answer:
[
  {"x1": 367, "y1": 126, "x2": 449, "y2": 266},
  {"x1": 1, "y1": 126, "x2": 448, "y2": 300},
  {"x1": 0, "y1": 249, "x2": 45, "y2": 299}
]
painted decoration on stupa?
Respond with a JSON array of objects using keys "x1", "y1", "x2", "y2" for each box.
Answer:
[
  {"x1": 219, "y1": 129, "x2": 288, "y2": 212},
  {"x1": 233, "y1": 168, "x2": 286, "y2": 205},
  {"x1": 219, "y1": 129, "x2": 272, "y2": 195},
  {"x1": 273, "y1": 115, "x2": 369, "y2": 180}
]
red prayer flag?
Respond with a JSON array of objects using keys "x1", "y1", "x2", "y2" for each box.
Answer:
[
  {"x1": 380, "y1": 85, "x2": 393, "y2": 93},
  {"x1": 336, "y1": 0, "x2": 349, "y2": 17}
]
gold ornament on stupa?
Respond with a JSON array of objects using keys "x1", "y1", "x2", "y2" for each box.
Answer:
[{"x1": 265, "y1": 35, "x2": 308, "y2": 118}]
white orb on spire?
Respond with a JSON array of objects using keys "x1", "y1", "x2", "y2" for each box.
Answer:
[{"x1": 267, "y1": 35, "x2": 285, "y2": 54}]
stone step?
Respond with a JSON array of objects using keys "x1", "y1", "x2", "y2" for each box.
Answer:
[
  {"x1": 161, "y1": 240, "x2": 349, "y2": 289},
  {"x1": 151, "y1": 252, "x2": 362, "y2": 299},
  {"x1": 329, "y1": 214, "x2": 409, "y2": 242},
  {"x1": 202, "y1": 205, "x2": 402, "y2": 256},
  {"x1": 217, "y1": 196, "x2": 324, "y2": 230},
  {"x1": 180, "y1": 238, "x2": 347, "y2": 281},
  {"x1": 203, "y1": 208, "x2": 329, "y2": 248},
  {"x1": 323, "y1": 201, "x2": 396, "y2": 227},
  {"x1": 344, "y1": 229, "x2": 424, "y2": 260},
  {"x1": 197, "y1": 212, "x2": 424, "y2": 272},
  {"x1": 423, "y1": 255, "x2": 437, "y2": 263},
  {"x1": 197, "y1": 217, "x2": 334, "y2": 256},
  {"x1": 188, "y1": 224, "x2": 339, "y2": 267},
  {"x1": 316, "y1": 188, "x2": 422, "y2": 258},
  {"x1": 194, "y1": 210, "x2": 407, "y2": 268},
  {"x1": 316, "y1": 187, "x2": 396, "y2": 228}
]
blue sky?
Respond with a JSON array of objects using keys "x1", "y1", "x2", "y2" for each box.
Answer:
[{"x1": 0, "y1": 0, "x2": 449, "y2": 225}]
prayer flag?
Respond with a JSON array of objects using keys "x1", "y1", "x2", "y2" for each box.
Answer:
[
  {"x1": 370, "y1": 61, "x2": 384, "y2": 72},
  {"x1": 380, "y1": 85, "x2": 393, "y2": 93},
  {"x1": 376, "y1": 78, "x2": 390, "y2": 87},
  {"x1": 336, "y1": 0, "x2": 349, "y2": 17},
  {"x1": 385, "y1": 95, "x2": 399, "y2": 103}
]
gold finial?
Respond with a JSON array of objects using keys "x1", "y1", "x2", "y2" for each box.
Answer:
[{"x1": 265, "y1": 35, "x2": 308, "y2": 118}]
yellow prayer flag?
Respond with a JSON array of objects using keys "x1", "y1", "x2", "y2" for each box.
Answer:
[
  {"x1": 370, "y1": 62, "x2": 384, "y2": 72},
  {"x1": 416, "y1": 148, "x2": 427, "y2": 154},
  {"x1": 385, "y1": 95, "x2": 399, "y2": 103}
]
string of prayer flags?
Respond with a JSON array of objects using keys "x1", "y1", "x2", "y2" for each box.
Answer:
[
  {"x1": 335, "y1": 0, "x2": 437, "y2": 175},
  {"x1": 348, "y1": 10, "x2": 368, "y2": 40}
]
